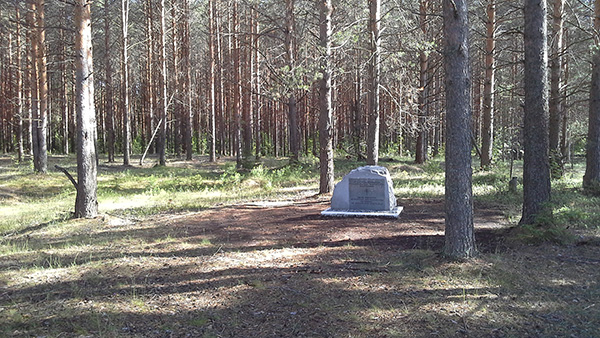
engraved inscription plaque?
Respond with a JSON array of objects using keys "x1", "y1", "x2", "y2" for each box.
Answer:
[{"x1": 349, "y1": 178, "x2": 386, "y2": 211}]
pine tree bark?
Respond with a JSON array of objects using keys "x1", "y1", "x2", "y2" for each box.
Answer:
[
  {"x1": 158, "y1": 0, "x2": 168, "y2": 166},
  {"x1": 35, "y1": 0, "x2": 48, "y2": 173},
  {"x1": 233, "y1": 1, "x2": 243, "y2": 167},
  {"x1": 481, "y1": 0, "x2": 496, "y2": 167},
  {"x1": 443, "y1": 0, "x2": 476, "y2": 259},
  {"x1": 74, "y1": 0, "x2": 98, "y2": 218},
  {"x1": 253, "y1": 9, "x2": 262, "y2": 160},
  {"x1": 415, "y1": 0, "x2": 428, "y2": 164},
  {"x1": 105, "y1": 0, "x2": 115, "y2": 162},
  {"x1": 319, "y1": 0, "x2": 334, "y2": 194},
  {"x1": 208, "y1": 0, "x2": 217, "y2": 162},
  {"x1": 521, "y1": 0, "x2": 551, "y2": 225},
  {"x1": 549, "y1": 0, "x2": 564, "y2": 154},
  {"x1": 584, "y1": 0, "x2": 600, "y2": 189},
  {"x1": 171, "y1": 0, "x2": 181, "y2": 157},
  {"x1": 144, "y1": 0, "x2": 155, "y2": 156},
  {"x1": 59, "y1": 14, "x2": 69, "y2": 155},
  {"x1": 285, "y1": 0, "x2": 300, "y2": 164},
  {"x1": 121, "y1": 0, "x2": 131, "y2": 165},
  {"x1": 366, "y1": 0, "x2": 381, "y2": 166},
  {"x1": 15, "y1": 1, "x2": 24, "y2": 162},
  {"x1": 182, "y1": 0, "x2": 193, "y2": 160},
  {"x1": 25, "y1": 1, "x2": 35, "y2": 158}
]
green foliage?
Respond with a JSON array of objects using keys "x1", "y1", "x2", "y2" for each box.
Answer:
[{"x1": 512, "y1": 223, "x2": 575, "y2": 245}]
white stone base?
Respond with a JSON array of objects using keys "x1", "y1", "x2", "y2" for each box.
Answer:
[{"x1": 321, "y1": 206, "x2": 403, "y2": 218}]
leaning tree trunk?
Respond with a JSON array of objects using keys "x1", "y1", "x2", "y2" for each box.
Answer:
[
  {"x1": 319, "y1": 0, "x2": 334, "y2": 194},
  {"x1": 74, "y1": 0, "x2": 98, "y2": 218},
  {"x1": 366, "y1": 0, "x2": 381, "y2": 166},
  {"x1": 521, "y1": 0, "x2": 551, "y2": 225},
  {"x1": 443, "y1": 0, "x2": 476, "y2": 259},
  {"x1": 481, "y1": 0, "x2": 496, "y2": 167},
  {"x1": 584, "y1": 0, "x2": 600, "y2": 190}
]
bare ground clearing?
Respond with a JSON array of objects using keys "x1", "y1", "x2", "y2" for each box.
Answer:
[{"x1": 1, "y1": 196, "x2": 599, "y2": 337}]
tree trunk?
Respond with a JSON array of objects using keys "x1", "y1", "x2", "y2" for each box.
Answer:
[
  {"x1": 584, "y1": 0, "x2": 600, "y2": 189},
  {"x1": 74, "y1": 0, "x2": 98, "y2": 218},
  {"x1": 233, "y1": 2, "x2": 243, "y2": 167},
  {"x1": 171, "y1": 0, "x2": 181, "y2": 157},
  {"x1": 158, "y1": 0, "x2": 168, "y2": 166},
  {"x1": 182, "y1": 0, "x2": 193, "y2": 161},
  {"x1": 366, "y1": 0, "x2": 381, "y2": 166},
  {"x1": 319, "y1": 0, "x2": 334, "y2": 194},
  {"x1": 145, "y1": 0, "x2": 155, "y2": 156},
  {"x1": 208, "y1": 0, "x2": 217, "y2": 162},
  {"x1": 549, "y1": 0, "x2": 564, "y2": 154},
  {"x1": 25, "y1": 1, "x2": 35, "y2": 158},
  {"x1": 415, "y1": 0, "x2": 428, "y2": 164},
  {"x1": 15, "y1": 1, "x2": 23, "y2": 162},
  {"x1": 521, "y1": 0, "x2": 551, "y2": 225},
  {"x1": 121, "y1": 0, "x2": 131, "y2": 165},
  {"x1": 36, "y1": 0, "x2": 48, "y2": 173},
  {"x1": 481, "y1": 0, "x2": 496, "y2": 167},
  {"x1": 59, "y1": 13, "x2": 69, "y2": 155},
  {"x1": 253, "y1": 9, "x2": 262, "y2": 160},
  {"x1": 443, "y1": 0, "x2": 476, "y2": 259},
  {"x1": 105, "y1": 0, "x2": 115, "y2": 162},
  {"x1": 285, "y1": 0, "x2": 300, "y2": 164}
]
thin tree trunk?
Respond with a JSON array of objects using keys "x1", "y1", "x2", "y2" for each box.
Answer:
[
  {"x1": 105, "y1": 0, "x2": 115, "y2": 162},
  {"x1": 366, "y1": 0, "x2": 381, "y2": 166},
  {"x1": 233, "y1": 2, "x2": 242, "y2": 167},
  {"x1": 243, "y1": 8, "x2": 253, "y2": 160},
  {"x1": 26, "y1": 1, "x2": 36, "y2": 158},
  {"x1": 481, "y1": 0, "x2": 496, "y2": 167},
  {"x1": 443, "y1": 0, "x2": 476, "y2": 259},
  {"x1": 15, "y1": 1, "x2": 23, "y2": 162},
  {"x1": 59, "y1": 13, "x2": 69, "y2": 155},
  {"x1": 36, "y1": 0, "x2": 48, "y2": 173},
  {"x1": 182, "y1": 0, "x2": 193, "y2": 160},
  {"x1": 253, "y1": 9, "x2": 262, "y2": 160},
  {"x1": 121, "y1": 0, "x2": 131, "y2": 165},
  {"x1": 74, "y1": 0, "x2": 98, "y2": 218},
  {"x1": 158, "y1": 0, "x2": 168, "y2": 166},
  {"x1": 145, "y1": 0, "x2": 154, "y2": 156},
  {"x1": 549, "y1": 0, "x2": 564, "y2": 154},
  {"x1": 416, "y1": 0, "x2": 428, "y2": 164},
  {"x1": 171, "y1": 0, "x2": 181, "y2": 157},
  {"x1": 584, "y1": 0, "x2": 600, "y2": 189},
  {"x1": 285, "y1": 0, "x2": 300, "y2": 164},
  {"x1": 521, "y1": 0, "x2": 551, "y2": 225},
  {"x1": 208, "y1": 0, "x2": 217, "y2": 162},
  {"x1": 319, "y1": 0, "x2": 334, "y2": 194}
]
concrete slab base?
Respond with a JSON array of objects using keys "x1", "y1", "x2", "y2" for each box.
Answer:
[{"x1": 321, "y1": 206, "x2": 403, "y2": 218}]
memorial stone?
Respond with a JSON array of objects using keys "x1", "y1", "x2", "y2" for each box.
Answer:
[{"x1": 322, "y1": 166, "x2": 402, "y2": 218}]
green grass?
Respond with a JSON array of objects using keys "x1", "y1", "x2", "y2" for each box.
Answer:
[{"x1": 2, "y1": 154, "x2": 598, "y2": 238}]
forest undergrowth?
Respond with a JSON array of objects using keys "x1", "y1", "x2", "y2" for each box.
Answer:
[{"x1": 0, "y1": 154, "x2": 599, "y2": 337}]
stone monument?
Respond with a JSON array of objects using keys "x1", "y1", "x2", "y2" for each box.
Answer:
[{"x1": 321, "y1": 166, "x2": 403, "y2": 218}]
